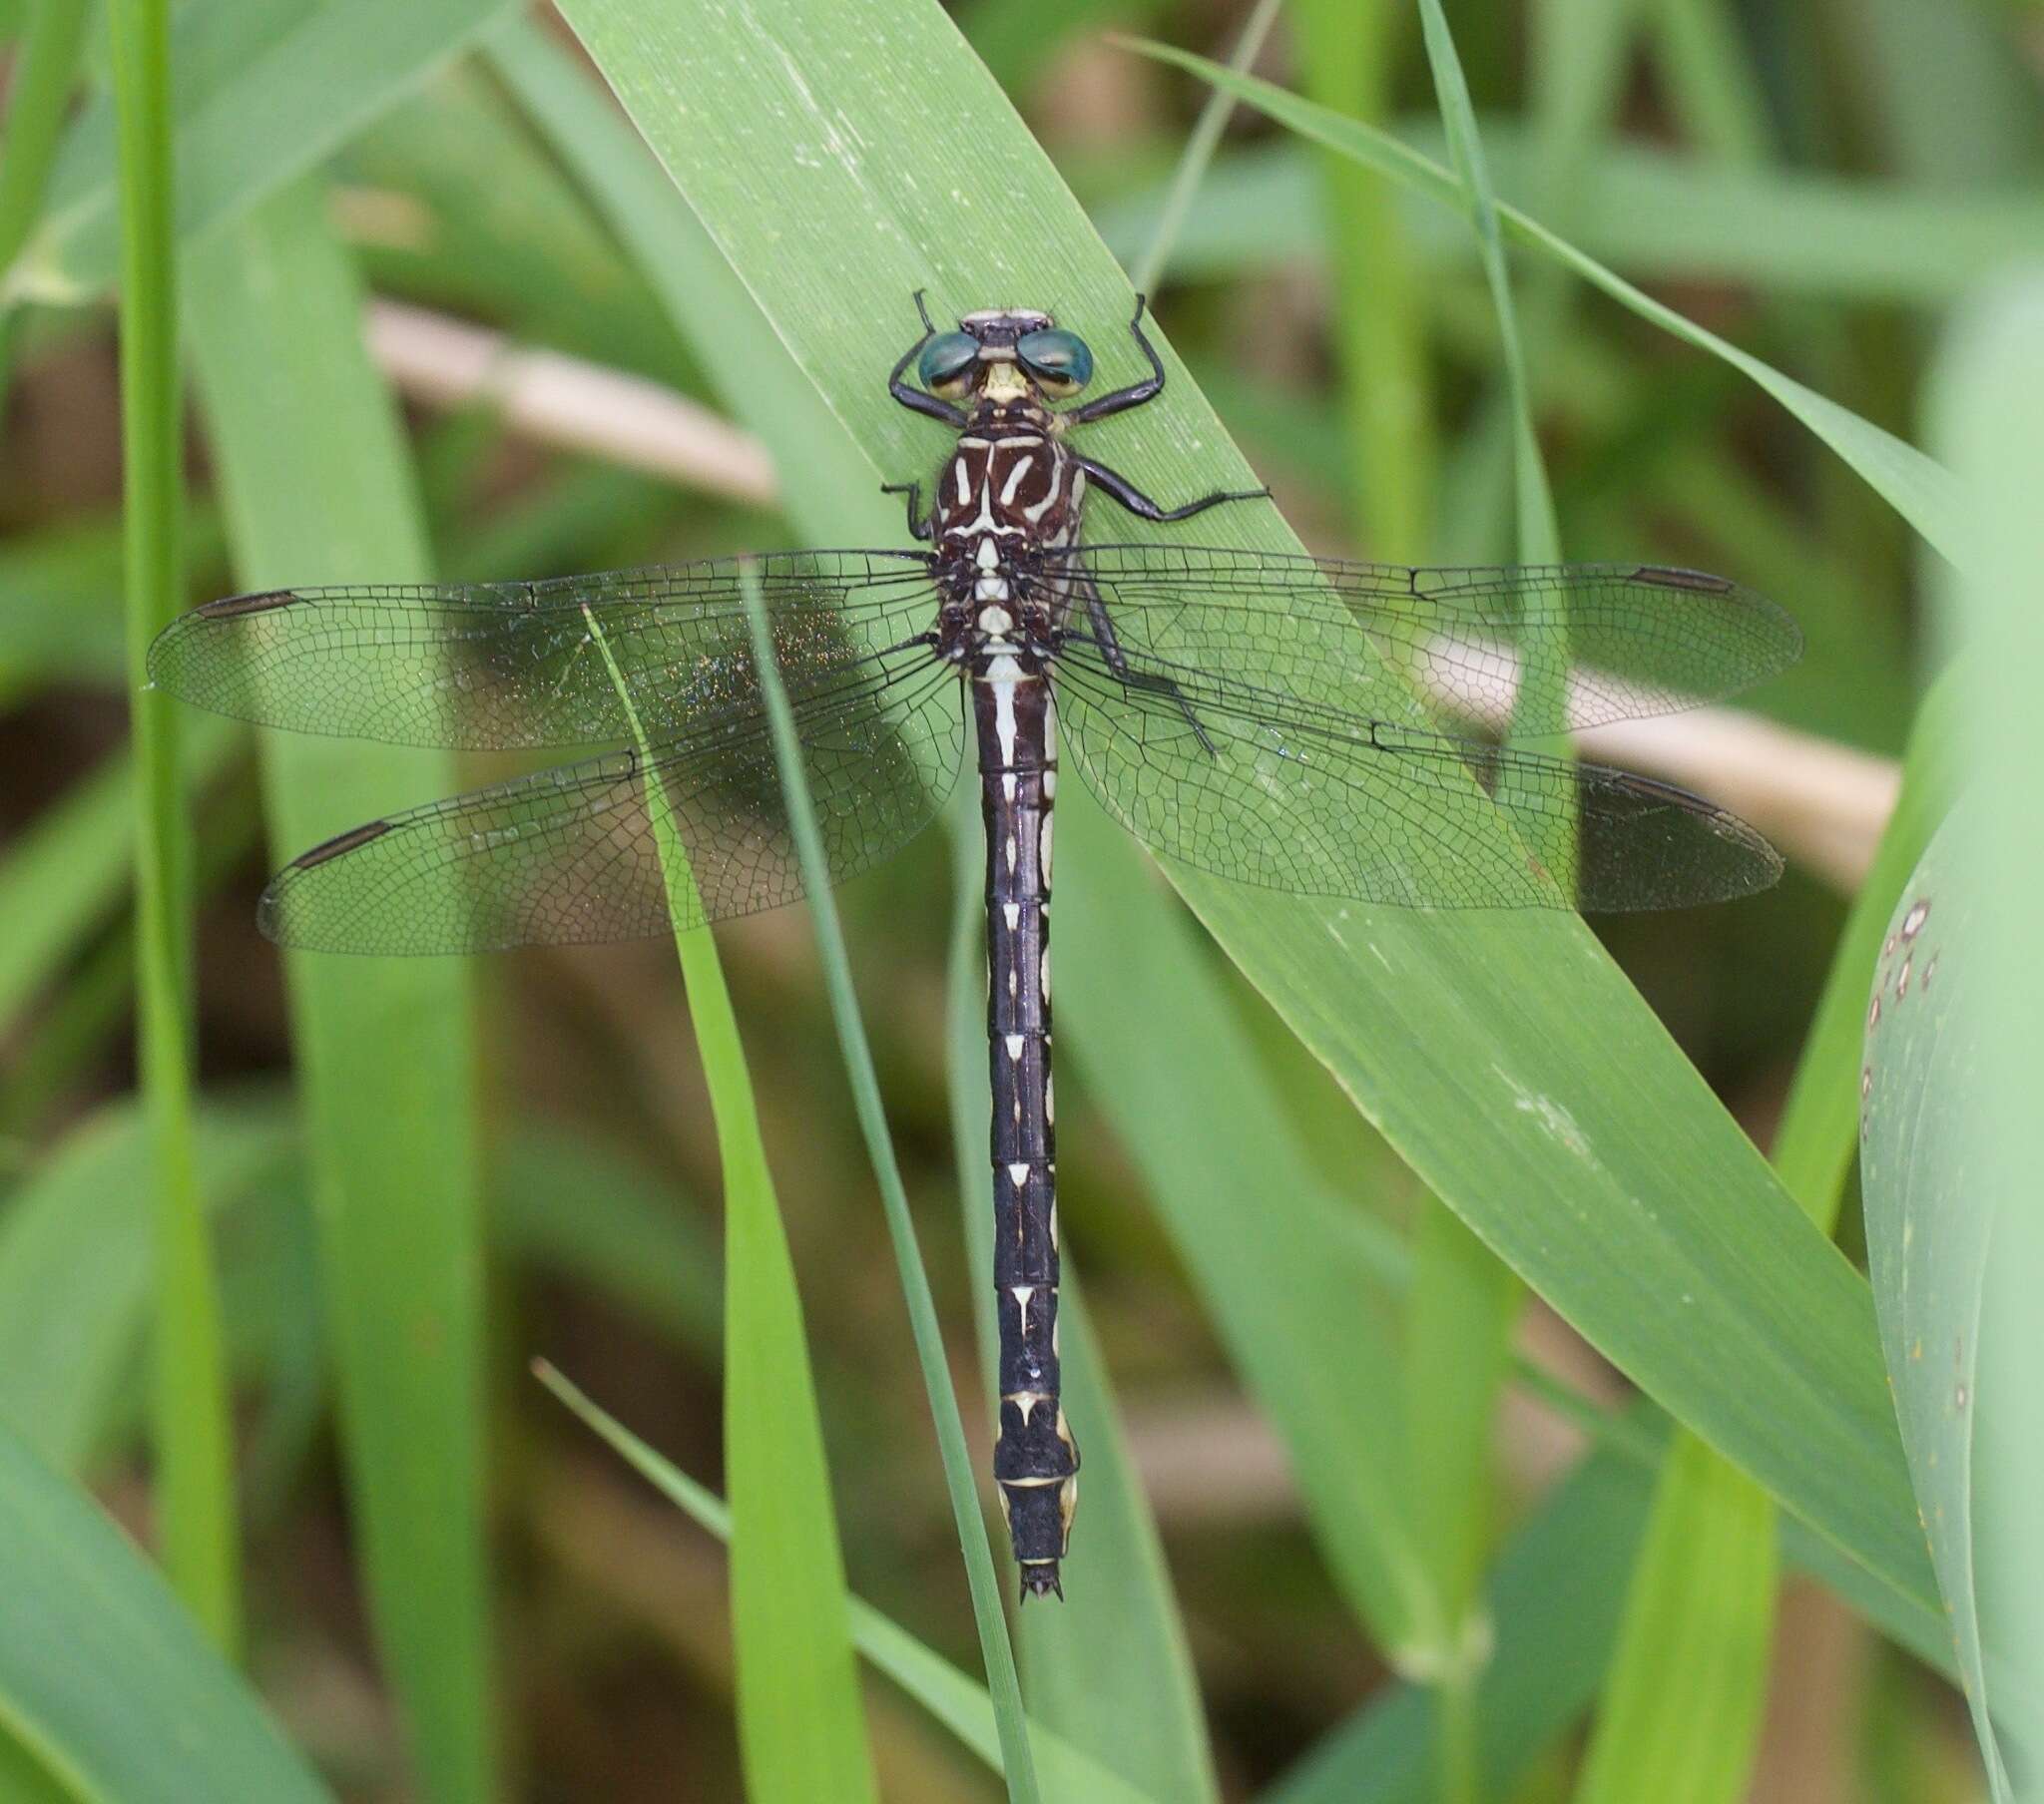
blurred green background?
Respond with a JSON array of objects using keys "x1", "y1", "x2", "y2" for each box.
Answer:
[{"x1": 1, "y1": 0, "x2": 2037, "y2": 1799}]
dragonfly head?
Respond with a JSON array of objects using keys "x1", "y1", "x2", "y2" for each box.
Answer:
[{"x1": 921, "y1": 308, "x2": 1095, "y2": 404}]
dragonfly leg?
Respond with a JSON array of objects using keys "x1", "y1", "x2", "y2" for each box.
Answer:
[
  {"x1": 882, "y1": 476, "x2": 935, "y2": 539},
  {"x1": 880, "y1": 480, "x2": 933, "y2": 541},
  {"x1": 888, "y1": 289, "x2": 970, "y2": 429},
  {"x1": 1081, "y1": 587, "x2": 1218, "y2": 756},
  {"x1": 1064, "y1": 293, "x2": 1167, "y2": 424},
  {"x1": 1074, "y1": 451, "x2": 1270, "y2": 525}
]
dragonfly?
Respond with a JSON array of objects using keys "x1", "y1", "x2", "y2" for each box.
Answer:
[{"x1": 150, "y1": 293, "x2": 1799, "y2": 1600}]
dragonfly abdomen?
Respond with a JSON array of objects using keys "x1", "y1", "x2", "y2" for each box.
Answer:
[{"x1": 973, "y1": 659, "x2": 1076, "y2": 1600}]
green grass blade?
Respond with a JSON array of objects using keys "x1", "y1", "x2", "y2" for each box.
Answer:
[
  {"x1": 1097, "y1": 132, "x2": 2044, "y2": 307},
  {"x1": 9, "y1": 0, "x2": 515, "y2": 306},
  {"x1": 1415, "y1": 0, "x2": 1558, "y2": 566},
  {"x1": 0, "y1": 1422, "x2": 335, "y2": 1803},
  {"x1": 582, "y1": 611, "x2": 877, "y2": 1804},
  {"x1": 1124, "y1": 0, "x2": 1283, "y2": 298},
  {"x1": 945, "y1": 795, "x2": 1219, "y2": 1803},
  {"x1": 1129, "y1": 46, "x2": 1970, "y2": 566},
  {"x1": 108, "y1": 0, "x2": 242, "y2": 1656},
  {"x1": 1292, "y1": 0, "x2": 1431, "y2": 556},
  {"x1": 535, "y1": 1364, "x2": 1157, "y2": 1804},
  {"x1": 186, "y1": 181, "x2": 493, "y2": 1804},
  {"x1": 727, "y1": 560, "x2": 1039, "y2": 1800},
  {"x1": 1570, "y1": 1437, "x2": 1777, "y2": 1804}
]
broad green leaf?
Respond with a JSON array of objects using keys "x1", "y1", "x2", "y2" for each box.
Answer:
[
  {"x1": 585, "y1": 609, "x2": 877, "y2": 1804},
  {"x1": 1571, "y1": 1435, "x2": 1777, "y2": 1804},
  {"x1": 0, "y1": 1421, "x2": 335, "y2": 1803},
  {"x1": 8, "y1": 0, "x2": 513, "y2": 305},
  {"x1": 1859, "y1": 811, "x2": 2006, "y2": 1799},
  {"x1": 541, "y1": 0, "x2": 1930, "y2": 1661},
  {"x1": 1868, "y1": 271, "x2": 2044, "y2": 1800},
  {"x1": 536, "y1": 1364, "x2": 1159, "y2": 1804},
  {"x1": 1129, "y1": 48, "x2": 1970, "y2": 567},
  {"x1": 187, "y1": 183, "x2": 493, "y2": 1804},
  {"x1": 1944, "y1": 281, "x2": 2044, "y2": 1795}
]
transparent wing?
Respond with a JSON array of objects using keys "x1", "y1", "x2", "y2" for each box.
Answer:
[
  {"x1": 1052, "y1": 603, "x2": 1784, "y2": 915},
  {"x1": 1046, "y1": 545, "x2": 1800, "y2": 734},
  {"x1": 148, "y1": 551, "x2": 938, "y2": 749},
  {"x1": 258, "y1": 651, "x2": 965, "y2": 954}
]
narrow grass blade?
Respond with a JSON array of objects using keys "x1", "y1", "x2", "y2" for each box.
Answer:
[
  {"x1": 0, "y1": 1422, "x2": 335, "y2": 1802},
  {"x1": 1097, "y1": 133, "x2": 2044, "y2": 307},
  {"x1": 1414, "y1": 0, "x2": 1557, "y2": 566},
  {"x1": 8, "y1": 0, "x2": 515, "y2": 306},
  {"x1": 1124, "y1": 0, "x2": 1282, "y2": 298},
  {"x1": 1292, "y1": 0, "x2": 1432, "y2": 556},
  {"x1": 536, "y1": 1364, "x2": 1155, "y2": 1804},
  {"x1": 1129, "y1": 46, "x2": 1969, "y2": 567},
  {"x1": 187, "y1": 182, "x2": 493, "y2": 1804},
  {"x1": 583, "y1": 610, "x2": 877, "y2": 1804},
  {"x1": 945, "y1": 795, "x2": 1219, "y2": 1803},
  {"x1": 729, "y1": 561, "x2": 1039, "y2": 1800},
  {"x1": 1571, "y1": 1437, "x2": 1777, "y2": 1804},
  {"x1": 108, "y1": 0, "x2": 242, "y2": 1655}
]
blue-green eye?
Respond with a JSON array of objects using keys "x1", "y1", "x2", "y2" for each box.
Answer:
[
  {"x1": 1017, "y1": 328, "x2": 1093, "y2": 395},
  {"x1": 918, "y1": 331, "x2": 980, "y2": 397}
]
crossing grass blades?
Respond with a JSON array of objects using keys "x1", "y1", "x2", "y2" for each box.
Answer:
[{"x1": 149, "y1": 293, "x2": 1800, "y2": 1600}]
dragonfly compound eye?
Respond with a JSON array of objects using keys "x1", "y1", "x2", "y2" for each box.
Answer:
[
  {"x1": 919, "y1": 331, "x2": 982, "y2": 399},
  {"x1": 1016, "y1": 328, "x2": 1093, "y2": 397}
]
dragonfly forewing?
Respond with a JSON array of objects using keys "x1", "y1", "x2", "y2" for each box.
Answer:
[
  {"x1": 1063, "y1": 546, "x2": 1801, "y2": 737},
  {"x1": 147, "y1": 552, "x2": 938, "y2": 749}
]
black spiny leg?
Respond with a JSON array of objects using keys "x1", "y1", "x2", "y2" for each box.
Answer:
[
  {"x1": 881, "y1": 480, "x2": 932, "y2": 541},
  {"x1": 1067, "y1": 293, "x2": 1168, "y2": 425},
  {"x1": 1076, "y1": 452, "x2": 1270, "y2": 525},
  {"x1": 888, "y1": 288, "x2": 969, "y2": 429}
]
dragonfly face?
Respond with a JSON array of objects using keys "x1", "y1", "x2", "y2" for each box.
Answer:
[{"x1": 147, "y1": 293, "x2": 1801, "y2": 1600}]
